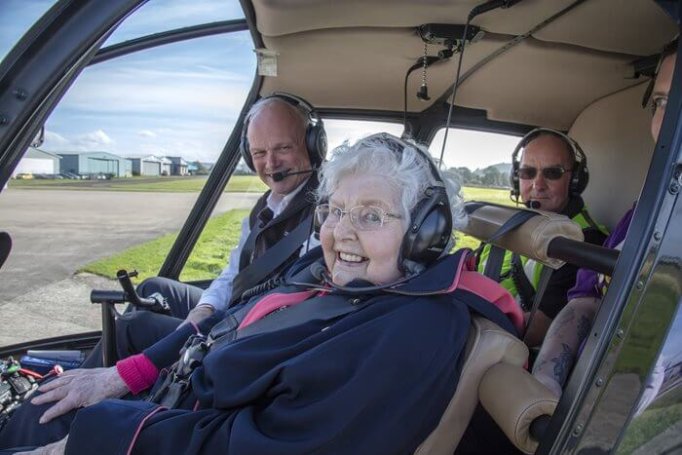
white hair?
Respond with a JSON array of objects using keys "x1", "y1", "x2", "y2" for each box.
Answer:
[
  {"x1": 317, "y1": 133, "x2": 467, "y2": 252},
  {"x1": 244, "y1": 95, "x2": 309, "y2": 136}
]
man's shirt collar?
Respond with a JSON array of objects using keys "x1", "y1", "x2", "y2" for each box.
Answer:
[{"x1": 266, "y1": 177, "x2": 310, "y2": 217}]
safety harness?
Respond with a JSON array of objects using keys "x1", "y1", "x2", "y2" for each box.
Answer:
[{"x1": 148, "y1": 249, "x2": 520, "y2": 409}]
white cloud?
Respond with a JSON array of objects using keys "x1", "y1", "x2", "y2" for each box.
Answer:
[
  {"x1": 43, "y1": 129, "x2": 116, "y2": 153},
  {"x1": 44, "y1": 130, "x2": 70, "y2": 147},
  {"x1": 137, "y1": 130, "x2": 157, "y2": 138},
  {"x1": 81, "y1": 129, "x2": 113, "y2": 145}
]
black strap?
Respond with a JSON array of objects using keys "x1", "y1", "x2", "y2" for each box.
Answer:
[
  {"x1": 474, "y1": 207, "x2": 538, "y2": 282},
  {"x1": 510, "y1": 253, "x2": 536, "y2": 310},
  {"x1": 239, "y1": 198, "x2": 271, "y2": 270},
  {"x1": 230, "y1": 213, "x2": 313, "y2": 304},
  {"x1": 236, "y1": 293, "x2": 368, "y2": 339},
  {"x1": 457, "y1": 289, "x2": 518, "y2": 337},
  {"x1": 522, "y1": 265, "x2": 553, "y2": 343},
  {"x1": 487, "y1": 210, "x2": 538, "y2": 243},
  {"x1": 482, "y1": 245, "x2": 506, "y2": 282}
]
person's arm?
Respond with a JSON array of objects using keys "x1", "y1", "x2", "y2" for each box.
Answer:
[
  {"x1": 28, "y1": 320, "x2": 205, "y2": 424},
  {"x1": 184, "y1": 217, "x2": 251, "y2": 324},
  {"x1": 532, "y1": 296, "x2": 599, "y2": 397},
  {"x1": 64, "y1": 300, "x2": 468, "y2": 455}
]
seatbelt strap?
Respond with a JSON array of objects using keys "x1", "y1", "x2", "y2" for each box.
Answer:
[
  {"x1": 510, "y1": 253, "x2": 536, "y2": 310},
  {"x1": 483, "y1": 245, "x2": 506, "y2": 282},
  {"x1": 230, "y1": 213, "x2": 313, "y2": 304},
  {"x1": 486, "y1": 210, "x2": 538, "y2": 243},
  {"x1": 473, "y1": 207, "x2": 539, "y2": 282},
  {"x1": 522, "y1": 265, "x2": 553, "y2": 344}
]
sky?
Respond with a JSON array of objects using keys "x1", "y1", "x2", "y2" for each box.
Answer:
[{"x1": 1, "y1": 0, "x2": 519, "y2": 170}]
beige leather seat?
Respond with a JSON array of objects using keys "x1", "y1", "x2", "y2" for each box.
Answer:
[
  {"x1": 479, "y1": 363, "x2": 559, "y2": 454},
  {"x1": 413, "y1": 201, "x2": 578, "y2": 454},
  {"x1": 414, "y1": 315, "x2": 528, "y2": 454}
]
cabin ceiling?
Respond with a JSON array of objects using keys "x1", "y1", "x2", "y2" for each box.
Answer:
[{"x1": 249, "y1": 0, "x2": 677, "y2": 129}]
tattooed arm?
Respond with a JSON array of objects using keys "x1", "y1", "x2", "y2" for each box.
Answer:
[{"x1": 532, "y1": 297, "x2": 600, "y2": 397}]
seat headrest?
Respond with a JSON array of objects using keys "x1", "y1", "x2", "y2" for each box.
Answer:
[{"x1": 460, "y1": 201, "x2": 584, "y2": 269}]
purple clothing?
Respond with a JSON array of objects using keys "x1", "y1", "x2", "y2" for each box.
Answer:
[{"x1": 567, "y1": 207, "x2": 635, "y2": 300}]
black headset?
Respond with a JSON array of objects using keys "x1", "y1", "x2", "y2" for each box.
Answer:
[
  {"x1": 240, "y1": 92, "x2": 327, "y2": 172},
  {"x1": 509, "y1": 127, "x2": 589, "y2": 202},
  {"x1": 364, "y1": 133, "x2": 453, "y2": 270}
]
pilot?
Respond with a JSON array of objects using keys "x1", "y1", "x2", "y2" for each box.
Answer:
[
  {"x1": 89, "y1": 93, "x2": 327, "y2": 363},
  {"x1": 477, "y1": 129, "x2": 608, "y2": 347},
  {"x1": 533, "y1": 38, "x2": 678, "y2": 397}
]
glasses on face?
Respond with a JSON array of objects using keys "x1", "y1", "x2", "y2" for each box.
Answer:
[
  {"x1": 517, "y1": 165, "x2": 569, "y2": 181},
  {"x1": 315, "y1": 203, "x2": 402, "y2": 231}
]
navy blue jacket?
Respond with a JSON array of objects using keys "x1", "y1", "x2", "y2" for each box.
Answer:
[{"x1": 65, "y1": 250, "x2": 514, "y2": 454}]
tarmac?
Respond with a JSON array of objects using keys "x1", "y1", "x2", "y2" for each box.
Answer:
[{"x1": 0, "y1": 188, "x2": 259, "y2": 347}]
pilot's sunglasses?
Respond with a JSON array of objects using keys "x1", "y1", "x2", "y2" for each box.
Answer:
[{"x1": 517, "y1": 165, "x2": 568, "y2": 181}]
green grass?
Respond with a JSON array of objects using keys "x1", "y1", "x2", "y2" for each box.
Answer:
[
  {"x1": 617, "y1": 402, "x2": 682, "y2": 454},
  {"x1": 80, "y1": 209, "x2": 249, "y2": 283},
  {"x1": 179, "y1": 209, "x2": 249, "y2": 282},
  {"x1": 80, "y1": 186, "x2": 510, "y2": 281},
  {"x1": 457, "y1": 186, "x2": 515, "y2": 251},
  {"x1": 462, "y1": 186, "x2": 515, "y2": 206}
]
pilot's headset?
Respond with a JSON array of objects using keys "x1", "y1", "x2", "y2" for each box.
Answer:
[
  {"x1": 509, "y1": 128, "x2": 589, "y2": 204},
  {"x1": 364, "y1": 133, "x2": 454, "y2": 272},
  {"x1": 240, "y1": 92, "x2": 327, "y2": 171}
]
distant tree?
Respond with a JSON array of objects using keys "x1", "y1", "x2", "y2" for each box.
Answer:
[
  {"x1": 482, "y1": 166, "x2": 500, "y2": 186},
  {"x1": 193, "y1": 161, "x2": 210, "y2": 175},
  {"x1": 456, "y1": 166, "x2": 473, "y2": 183},
  {"x1": 447, "y1": 166, "x2": 474, "y2": 185}
]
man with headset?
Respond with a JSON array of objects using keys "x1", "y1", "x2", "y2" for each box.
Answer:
[
  {"x1": 96, "y1": 93, "x2": 327, "y2": 362},
  {"x1": 477, "y1": 129, "x2": 608, "y2": 347}
]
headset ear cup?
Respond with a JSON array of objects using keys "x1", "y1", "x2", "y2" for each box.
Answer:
[
  {"x1": 510, "y1": 162, "x2": 519, "y2": 199},
  {"x1": 240, "y1": 131, "x2": 255, "y2": 172},
  {"x1": 571, "y1": 162, "x2": 589, "y2": 195},
  {"x1": 400, "y1": 188, "x2": 452, "y2": 266},
  {"x1": 305, "y1": 121, "x2": 327, "y2": 168},
  {"x1": 569, "y1": 143, "x2": 589, "y2": 195},
  {"x1": 509, "y1": 140, "x2": 524, "y2": 200}
]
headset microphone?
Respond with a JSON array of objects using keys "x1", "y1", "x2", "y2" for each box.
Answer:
[
  {"x1": 526, "y1": 200, "x2": 541, "y2": 210},
  {"x1": 270, "y1": 169, "x2": 314, "y2": 182}
]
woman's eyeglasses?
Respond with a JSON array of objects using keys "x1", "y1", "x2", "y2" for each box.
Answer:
[
  {"x1": 315, "y1": 204, "x2": 402, "y2": 231},
  {"x1": 517, "y1": 165, "x2": 569, "y2": 181}
]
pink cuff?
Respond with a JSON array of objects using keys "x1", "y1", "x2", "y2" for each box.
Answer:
[{"x1": 116, "y1": 354, "x2": 160, "y2": 395}]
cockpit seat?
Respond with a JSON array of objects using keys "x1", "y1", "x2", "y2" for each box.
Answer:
[
  {"x1": 413, "y1": 202, "x2": 587, "y2": 454},
  {"x1": 479, "y1": 363, "x2": 558, "y2": 454},
  {"x1": 414, "y1": 315, "x2": 528, "y2": 454}
]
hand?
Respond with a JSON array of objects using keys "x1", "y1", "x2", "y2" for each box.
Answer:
[
  {"x1": 31, "y1": 367, "x2": 128, "y2": 424},
  {"x1": 179, "y1": 304, "x2": 215, "y2": 328},
  {"x1": 15, "y1": 436, "x2": 67, "y2": 455}
]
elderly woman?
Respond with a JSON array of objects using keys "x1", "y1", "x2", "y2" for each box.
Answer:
[{"x1": 0, "y1": 133, "x2": 520, "y2": 455}]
